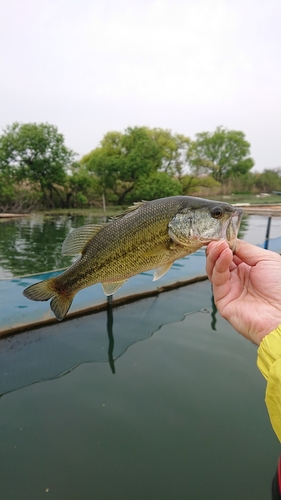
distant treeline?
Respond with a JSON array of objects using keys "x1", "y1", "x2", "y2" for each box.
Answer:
[{"x1": 0, "y1": 122, "x2": 280, "y2": 212}]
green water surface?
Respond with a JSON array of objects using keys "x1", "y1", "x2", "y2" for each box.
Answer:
[
  {"x1": 0, "y1": 282, "x2": 279, "y2": 500},
  {"x1": 0, "y1": 214, "x2": 281, "y2": 499},
  {"x1": 0, "y1": 213, "x2": 105, "y2": 278}
]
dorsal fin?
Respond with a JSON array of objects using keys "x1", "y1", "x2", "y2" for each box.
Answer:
[
  {"x1": 109, "y1": 201, "x2": 147, "y2": 221},
  {"x1": 62, "y1": 224, "x2": 104, "y2": 255}
]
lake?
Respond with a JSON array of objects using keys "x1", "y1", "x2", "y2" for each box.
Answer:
[{"x1": 0, "y1": 213, "x2": 281, "y2": 499}]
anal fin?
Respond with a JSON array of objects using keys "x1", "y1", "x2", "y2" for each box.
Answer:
[
  {"x1": 102, "y1": 280, "x2": 127, "y2": 296},
  {"x1": 153, "y1": 263, "x2": 172, "y2": 281}
]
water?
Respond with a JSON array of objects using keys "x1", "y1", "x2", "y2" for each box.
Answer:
[
  {"x1": 0, "y1": 282, "x2": 279, "y2": 499},
  {"x1": 0, "y1": 213, "x2": 281, "y2": 499},
  {"x1": 0, "y1": 213, "x2": 105, "y2": 279},
  {"x1": 0, "y1": 213, "x2": 281, "y2": 278}
]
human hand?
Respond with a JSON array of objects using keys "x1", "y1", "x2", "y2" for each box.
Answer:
[{"x1": 206, "y1": 239, "x2": 281, "y2": 345}]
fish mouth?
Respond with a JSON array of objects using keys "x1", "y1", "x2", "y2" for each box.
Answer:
[{"x1": 225, "y1": 208, "x2": 243, "y2": 248}]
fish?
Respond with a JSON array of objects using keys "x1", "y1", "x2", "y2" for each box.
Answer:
[{"x1": 23, "y1": 196, "x2": 243, "y2": 320}]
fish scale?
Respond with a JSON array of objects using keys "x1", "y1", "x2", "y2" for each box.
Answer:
[{"x1": 23, "y1": 196, "x2": 243, "y2": 320}]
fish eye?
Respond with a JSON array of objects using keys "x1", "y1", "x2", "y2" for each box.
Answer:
[{"x1": 211, "y1": 207, "x2": 223, "y2": 219}]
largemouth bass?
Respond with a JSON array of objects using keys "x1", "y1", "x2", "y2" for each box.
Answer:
[{"x1": 23, "y1": 196, "x2": 243, "y2": 320}]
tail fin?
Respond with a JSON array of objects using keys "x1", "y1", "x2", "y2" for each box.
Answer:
[{"x1": 23, "y1": 279, "x2": 74, "y2": 321}]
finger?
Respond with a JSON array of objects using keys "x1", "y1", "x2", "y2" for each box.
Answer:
[
  {"x1": 206, "y1": 241, "x2": 226, "y2": 278},
  {"x1": 234, "y1": 239, "x2": 281, "y2": 266},
  {"x1": 211, "y1": 245, "x2": 234, "y2": 303},
  {"x1": 233, "y1": 254, "x2": 243, "y2": 266},
  {"x1": 211, "y1": 246, "x2": 233, "y2": 287},
  {"x1": 206, "y1": 240, "x2": 232, "y2": 281},
  {"x1": 229, "y1": 260, "x2": 238, "y2": 271}
]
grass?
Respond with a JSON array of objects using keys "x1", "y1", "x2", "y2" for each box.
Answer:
[
  {"x1": 40, "y1": 205, "x2": 125, "y2": 217},
  {"x1": 198, "y1": 193, "x2": 281, "y2": 205}
]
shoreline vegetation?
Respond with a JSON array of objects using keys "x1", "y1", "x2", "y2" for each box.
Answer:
[
  {"x1": 1, "y1": 122, "x2": 281, "y2": 216},
  {"x1": 1, "y1": 194, "x2": 281, "y2": 219}
]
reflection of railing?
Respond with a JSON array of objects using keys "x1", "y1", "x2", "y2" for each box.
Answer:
[
  {"x1": 264, "y1": 216, "x2": 271, "y2": 249},
  {"x1": 107, "y1": 297, "x2": 115, "y2": 374},
  {"x1": 106, "y1": 293, "x2": 219, "y2": 374},
  {"x1": 0, "y1": 280, "x2": 215, "y2": 397}
]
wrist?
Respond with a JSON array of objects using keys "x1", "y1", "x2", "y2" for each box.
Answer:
[{"x1": 256, "y1": 323, "x2": 281, "y2": 346}]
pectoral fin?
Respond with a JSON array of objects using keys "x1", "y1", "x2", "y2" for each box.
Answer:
[
  {"x1": 102, "y1": 280, "x2": 127, "y2": 296},
  {"x1": 153, "y1": 263, "x2": 172, "y2": 281},
  {"x1": 143, "y1": 242, "x2": 178, "y2": 258}
]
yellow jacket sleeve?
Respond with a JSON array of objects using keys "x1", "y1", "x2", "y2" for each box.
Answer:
[{"x1": 257, "y1": 326, "x2": 281, "y2": 442}]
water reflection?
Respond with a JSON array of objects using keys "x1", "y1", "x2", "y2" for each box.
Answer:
[
  {"x1": 107, "y1": 297, "x2": 116, "y2": 374},
  {"x1": 210, "y1": 293, "x2": 218, "y2": 331},
  {"x1": 0, "y1": 281, "x2": 213, "y2": 396},
  {"x1": 104, "y1": 291, "x2": 218, "y2": 375},
  {"x1": 0, "y1": 282, "x2": 278, "y2": 500},
  {"x1": 0, "y1": 214, "x2": 104, "y2": 278}
]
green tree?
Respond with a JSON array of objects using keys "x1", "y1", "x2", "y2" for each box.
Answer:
[
  {"x1": 0, "y1": 122, "x2": 76, "y2": 207},
  {"x1": 0, "y1": 180, "x2": 16, "y2": 211},
  {"x1": 187, "y1": 126, "x2": 254, "y2": 182},
  {"x1": 148, "y1": 128, "x2": 190, "y2": 178},
  {"x1": 81, "y1": 127, "x2": 161, "y2": 205},
  {"x1": 133, "y1": 172, "x2": 182, "y2": 200},
  {"x1": 255, "y1": 169, "x2": 281, "y2": 193},
  {"x1": 180, "y1": 175, "x2": 220, "y2": 195},
  {"x1": 229, "y1": 172, "x2": 258, "y2": 194},
  {"x1": 66, "y1": 163, "x2": 101, "y2": 208}
]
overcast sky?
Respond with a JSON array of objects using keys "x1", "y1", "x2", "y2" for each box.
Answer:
[{"x1": 1, "y1": 0, "x2": 280, "y2": 171}]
